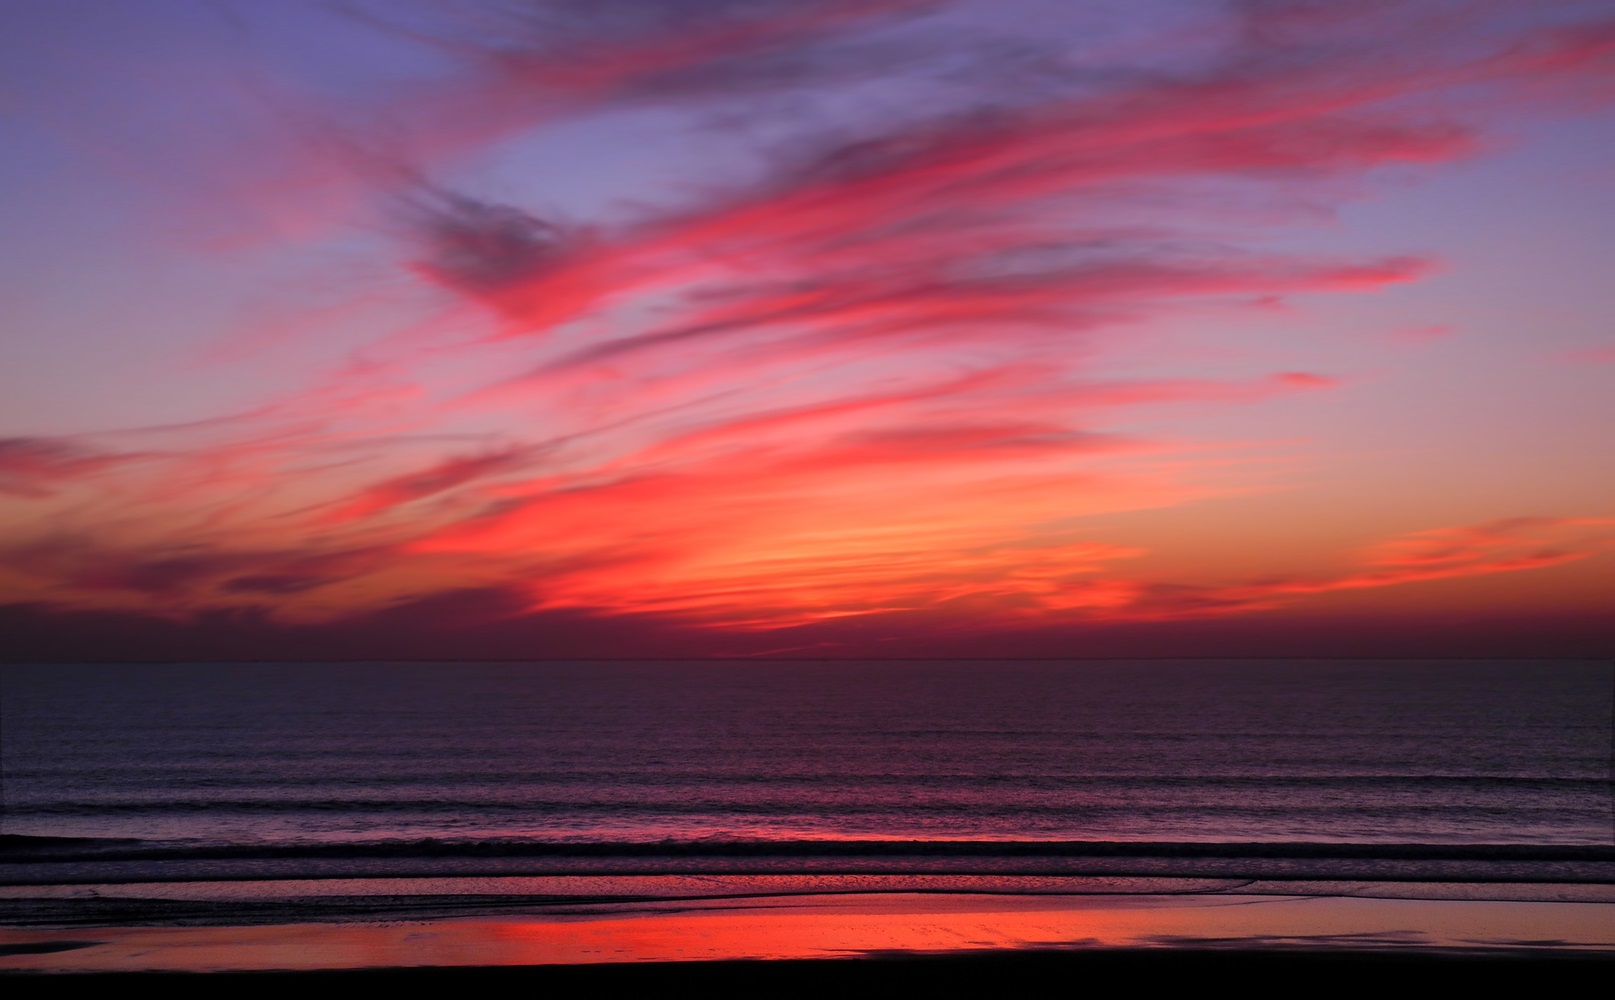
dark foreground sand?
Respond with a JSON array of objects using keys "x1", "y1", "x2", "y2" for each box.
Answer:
[{"x1": 4, "y1": 950, "x2": 1615, "y2": 991}]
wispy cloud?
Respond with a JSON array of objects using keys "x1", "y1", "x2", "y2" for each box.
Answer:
[
  {"x1": 3, "y1": 1, "x2": 1611, "y2": 647},
  {"x1": 1120, "y1": 516, "x2": 1615, "y2": 621},
  {"x1": 0, "y1": 438, "x2": 145, "y2": 498}
]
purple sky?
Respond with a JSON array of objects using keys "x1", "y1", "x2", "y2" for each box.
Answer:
[{"x1": 2, "y1": 0, "x2": 1612, "y2": 660}]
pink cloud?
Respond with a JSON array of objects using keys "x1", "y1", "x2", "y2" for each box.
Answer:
[
  {"x1": 0, "y1": 438, "x2": 147, "y2": 498},
  {"x1": 317, "y1": 446, "x2": 548, "y2": 525},
  {"x1": 1392, "y1": 324, "x2": 1454, "y2": 344},
  {"x1": 6, "y1": 2, "x2": 1613, "y2": 644},
  {"x1": 1270, "y1": 372, "x2": 1338, "y2": 390},
  {"x1": 1557, "y1": 344, "x2": 1615, "y2": 364},
  {"x1": 1117, "y1": 516, "x2": 1615, "y2": 621}
]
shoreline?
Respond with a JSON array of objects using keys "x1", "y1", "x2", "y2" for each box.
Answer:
[{"x1": 5, "y1": 886, "x2": 1615, "y2": 975}]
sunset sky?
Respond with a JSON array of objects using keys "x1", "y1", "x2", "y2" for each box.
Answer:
[{"x1": 2, "y1": 0, "x2": 1611, "y2": 660}]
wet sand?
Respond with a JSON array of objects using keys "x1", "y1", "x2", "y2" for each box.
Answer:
[{"x1": 4, "y1": 888, "x2": 1615, "y2": 978}]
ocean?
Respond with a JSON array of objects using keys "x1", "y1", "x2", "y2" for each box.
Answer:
[{"x1": 2, "y1": 659, "x2": 1612, "y2": 907}]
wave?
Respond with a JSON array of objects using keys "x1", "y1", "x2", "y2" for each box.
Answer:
[{"x1": 6, "y1": 835, "x2": 1614, "y2": 864}]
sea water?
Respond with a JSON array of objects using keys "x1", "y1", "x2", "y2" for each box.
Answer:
[{"x1": 1, "y1": 659, "x2": 1611, "y2": 889}]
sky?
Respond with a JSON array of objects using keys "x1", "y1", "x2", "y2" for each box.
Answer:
[{"x1": 1, "y1": 0, "x2": 1611, "y2": 660}]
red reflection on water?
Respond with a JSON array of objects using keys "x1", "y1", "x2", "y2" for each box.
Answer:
[{"x1": 7, "y1": 893, "x2": 1614, "y2": 973}]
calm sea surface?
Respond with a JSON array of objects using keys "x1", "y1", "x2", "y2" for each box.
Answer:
[{"x1": 1, "y1": 660, "x2": 1611, "y2": 887}]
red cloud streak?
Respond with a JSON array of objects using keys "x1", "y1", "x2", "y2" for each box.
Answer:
[{"x1": 2, "y1": 1, "x2": 1612, "y2": 655}]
